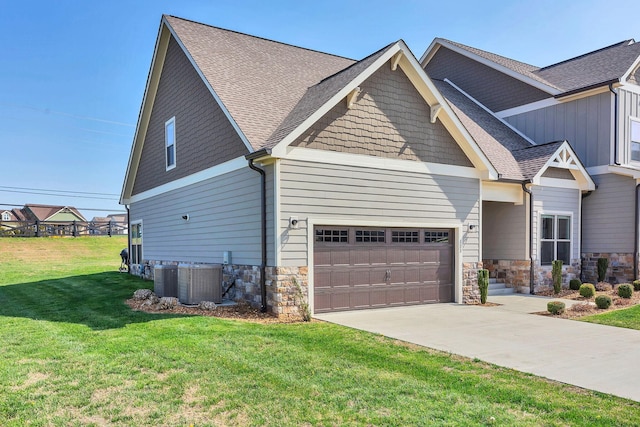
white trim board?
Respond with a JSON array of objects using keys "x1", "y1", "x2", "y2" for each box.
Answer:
[{"x1": 283, "y1": 147, "x2": 483, "y2": 180}]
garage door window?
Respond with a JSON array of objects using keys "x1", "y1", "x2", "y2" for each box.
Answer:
[
  {"x1": 424, "y1": 230, "x2": 449, "y2": 243},
  {"x1": 392, "y1": 230, "x2": 419, "y2": 243},
  {"x1": 315, "y1": 228, "x2": 348, "y2": 243},
  {"x1": 355, "y1": 229, "x2": 385, "y2": 243}
]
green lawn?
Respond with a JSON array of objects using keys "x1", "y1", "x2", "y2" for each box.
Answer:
[
  {"x1": 1, "y1": 237, "x2": 640, "y2": 426},
  {"x1": 580, "y1": 304, "x2": 640, "y2": 330}
]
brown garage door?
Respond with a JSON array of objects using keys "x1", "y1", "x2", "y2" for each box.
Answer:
[{"x1": 314, "y1": 226, "x2": 453, "y2": 313}]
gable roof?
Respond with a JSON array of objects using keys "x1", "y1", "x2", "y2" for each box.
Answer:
[
  {"x1": 23, "y1": 204, "x2": 86, "y2": 222},
  {"x1": 434, "y1": 79, "x2": 594, "y2": 189},
  {"x1": 422, "y1": 38, "x2": 640, "y2": 98}
]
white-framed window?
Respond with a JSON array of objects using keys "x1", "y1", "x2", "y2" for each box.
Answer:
[
  {"x1": 540, "y1": 214, "x2": 571, "y2": 265},
  {"x1": 1, "y1": 211, "x2": 10, "y2": 221},
  {"x1": 130, "y1": 221, "x2": 143, "y2": 265},
  {"x1": 631, "y1": 118, "x2": 640, "y2": 163},
  {"x1": 165, "y1": 117, "x2": 176, "y2": 170}
]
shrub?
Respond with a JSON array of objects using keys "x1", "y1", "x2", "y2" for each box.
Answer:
[
  {"x1": 579, "y1": 283, "x2": 596, "y2": 298},
  {"x1": 595, "y1": 295, "x2": 612, "y2": 309},
  {"x1": 569, "y1": 302, "x2": 593, "y2": 313},
  {"x1": 552, "y1": 260, "x2": 563, "y2": 294},
  {"x1": 597, "y1": 257, "x2": 609, "y2": 282},
  {"x1": 633, "y1": 280, "x2": 640, "y2": 291},
  {"x1": 547, "y1": 301, "x2": 565, "y2": 315},
  {"x1": 478, "y1": 269, "x2": 489, "y2": 304},
  {"x1": 569, "y1": 278, "x2": 582, "y2": 291},
  {"x1": 618, "y1": 283, "x2": 633, "y2": 299}
]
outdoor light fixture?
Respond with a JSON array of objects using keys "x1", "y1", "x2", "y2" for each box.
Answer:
[{"x1": 181, "y1": 214, "x2": 190, "y2": 221}]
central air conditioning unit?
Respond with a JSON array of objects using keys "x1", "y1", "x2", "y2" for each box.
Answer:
[
  {"x1": 177, "y1": 264, "x2": 222, "y2": 304},
  {"x1": 153, "y1": 264, "x2": 178, "y2": 298}
]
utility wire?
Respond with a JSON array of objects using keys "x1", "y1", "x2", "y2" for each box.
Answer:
[
  {"x1": 0, "y1": 186, "x2": 120, "y2": 196},
  {"x1": 0, "y1": 203, "x2": 126, "y2": 213},
  {"x1": 0, "y1": 189, "x2": 117, "y2": 200}
]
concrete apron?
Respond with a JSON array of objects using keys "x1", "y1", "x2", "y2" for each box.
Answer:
[{"x1": 315, "y1": 295, "x2": 640, "y2": 402}]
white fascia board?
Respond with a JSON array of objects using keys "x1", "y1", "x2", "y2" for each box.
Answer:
[
  {"x1": 125, "y1": 156, "x2": 247, "y2": 204},
  {"x1": 444, "y1": 78, "x2": 538, "y2": 146},
  {"x1": 538, "y1": 177, "x2": 582, "y2": 189},
  {"x1": 418, "y1": 38, "x2": 442, "y2": 65},
  {"x1": 163, "y1": 18, "x2": 253, "y2": 154},
  {"x1": 425, "y1": 39, "x2": 560, "y2": 96},
  {"x1": 270, "y1": 43, "x2": 404, "y2": 158},
  {"x1": 532, "y1": 141, "x2": 595, "y2": 191},
  {"x1": 495, "y1": 97, "x2": 560, "y2": 118},
  {"x1": 621, "y1": 55, "x2": 640, "y2": 83},
  {"x1": 482, "y1": 181, "x2": 523, "y2": 204},
  {"x1": 120, "y1": 21, "x2": 170, "y2": 204},
  {"x1": 588, "y1": 164, "x2": 640, "y2": 179},
  {"x1": 283, "y1": 147, "x2": 483, "y2": 180}
]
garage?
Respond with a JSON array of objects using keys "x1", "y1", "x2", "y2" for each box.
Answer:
[{"x1": 313, "y1": 226, "x2": 454, "y2": 313}]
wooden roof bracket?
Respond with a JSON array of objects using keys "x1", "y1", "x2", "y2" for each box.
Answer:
[
  {"x1": 430, "y1": 103, "x2": 442, "y2": 123},
  {"x1": 391, "y1": 51, "x2": 403, "y2": 71},
  {"x1": 346, "y1": 86, "x2": 361, "y2": 109}
]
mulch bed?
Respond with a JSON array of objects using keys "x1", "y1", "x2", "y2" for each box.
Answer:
[
  {"x1": 126, "y1": 299, "x2": 307, "y2": 324},
  {"x1": 534, "y1": 283, "x2": 640, "y2": 319}
]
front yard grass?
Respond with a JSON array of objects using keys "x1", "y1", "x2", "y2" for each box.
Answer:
[
  {"x1": 580, "y1": 305, "x2": 640, "y2": 330},
  {"x1": 1, "y1": 237, "x2": 640, "y2": 425}
]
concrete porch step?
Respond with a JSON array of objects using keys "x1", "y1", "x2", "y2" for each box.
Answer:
[{"x1": 487, "y1": 278, "x2": 515, "y2": 296}]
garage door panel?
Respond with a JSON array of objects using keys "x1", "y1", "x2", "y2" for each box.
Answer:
[{"x1": 314, "y1": 226, "x2": 454, "y2": 313}]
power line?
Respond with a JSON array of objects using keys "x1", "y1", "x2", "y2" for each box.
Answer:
[
  {"x1": 0, "y1": 189, "x2": 118, "y2": 201},
  {"x1": 0, "y1": 102, "x2": 135, "y2": 127},
  {"x1": 0, "y1": 186, "x2": 120, "y2": 196},
  {"x1": 0, "y1": 203, "x2": 126, "y2": 213}
]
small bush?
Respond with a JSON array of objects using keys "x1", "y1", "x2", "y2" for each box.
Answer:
[
  {"x1": 597, "y1": 257, "x2": 609, "y2": 282},
  {"x1": 579, "y1": 283, "x2": 596, "y2": 298},
  {"x1": 595, "y1": 282, "x2": 612, "y2": 292},
  {"x1": 569, "y1": 278, "x2": 582, "y2": 291},
  {"x1": 478, "y1": 269, "x2": 489, "y2": 304},
  {"x1": 595, "y1": 295, "x2": 612, "y2": 309},
  {"x1": 618, "y1": 283, "x2": 633, "y2": 299},
  {"x1": 547, "y1": 301, "x2": 565, "y2": 315},
  {"x1": 633, "y1": 280, "x2": 640, "y2": 291}
]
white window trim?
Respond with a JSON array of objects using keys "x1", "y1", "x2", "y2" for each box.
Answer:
[
  {"x1": 165, "y1": 117, "x2": 176, "y2": 171},
  {"x1": 629, "y1": 117, "x2": 640, "y2": 166},
  {"x1": 130, "y1": 220, "x2": 143, "y2": 265},
  {"x1": 538, "y1": 211, "x2": 573, "y2": 266},
  {"x1": 1, "y1": 212, "x2": 10, "y2": 221}
]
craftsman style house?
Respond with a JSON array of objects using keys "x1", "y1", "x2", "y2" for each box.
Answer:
[
  {"x1": 122, "y1": 15, "x2": 599, "y2": 316},
  {"x1": 422, "y1": 38, "x2": 640, "y2": 284}
]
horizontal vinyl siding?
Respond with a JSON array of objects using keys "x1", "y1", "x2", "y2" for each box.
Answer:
[
  {"x1": 582, "y1": 173, "x2": 636, "y2": 253},
  {"x1": 482, "y1": 201, "x2": 526, "y2": 260},
  {"x1": 129, "y1": 166, "x2": 271, "y2": 266},
  {"x1": 504, "y1": 93, "x2": 611, "y2": 168},
  {"x1": 279, "y1": 159, "x2": 480, "y2": 266},
  {"x1": 532, "y1": 186, "x2": 580, "y2": 262}
]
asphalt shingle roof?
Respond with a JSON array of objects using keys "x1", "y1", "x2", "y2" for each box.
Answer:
[
  {"x1": 165, "y1": 16, "x2": 357, "y2": 151},
  {"x1": 434, "y1": 79, "x2": 560, "y2": 180},
  {"x1": 438, "y1": 38, "x2": 640, "y2": 95}
]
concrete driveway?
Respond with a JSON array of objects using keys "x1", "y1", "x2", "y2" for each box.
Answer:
[{"x1": 315, "y1": 295, "x2": 640, "y2": 402}]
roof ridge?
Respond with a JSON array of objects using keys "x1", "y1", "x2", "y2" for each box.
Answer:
[
  {"x1": 316, "y1": 41, "x2": 397, "y2": 85},
  {"x1": 538, "y1": 40, "x2": 635, "y2": 71},
  {"x1": 437, "y1": 37, "x2": 539, "y2": 70},
  {"x1": 165, "y1": 15, "x2": 356, "y2": 62}
]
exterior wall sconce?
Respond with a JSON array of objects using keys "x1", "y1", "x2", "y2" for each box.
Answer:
[{"x1": 181, "y1": 214, "x2": 190, "y2": 221}]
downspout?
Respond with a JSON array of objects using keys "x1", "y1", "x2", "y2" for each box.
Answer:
[
  {"x1": 609, "y1": 83, "x2": 621, "y2": 166},
  {"x1": 248, "y1": 158, "x2": 268, "y2": 313},
  {"x1": 126, "y1": 205, "x2": 131, "y2": 273},
  {"x1": 521, "y1": 181, "x2": 535, "y2": 294},
  {"x1": 635, "y1": 183, "x2": 640, "y2": 280}
]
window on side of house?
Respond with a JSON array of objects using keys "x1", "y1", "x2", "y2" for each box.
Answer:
[
  {"x1": 1, "y1": 212, "x2": 9, "y2": 221},
  {"x1": 130, "y1": 222, "x2": 143, "y2": 265},
  {"x1": 631, "y1": 119, "x2": 640, "y2": 163},
  {"x1": 165, "y1": 117, "x2": 176, "y2": 170},
  {"x1": 540, "y1": 214, "x2": 571, "y2": 265}
]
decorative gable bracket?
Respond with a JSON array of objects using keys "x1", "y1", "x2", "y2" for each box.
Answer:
[
  {"x1": 346, "y1": 87, "x2": 361, "y2": 109},
  {"x1": 391, "y1": 51, "x2": 403, "y2": 71},
  {"x1": 430, "y1": 103, "x2": 442, "y2": 124},
  {"x1": 550, "y1": 146, "x2": 579, "y2": 170}
]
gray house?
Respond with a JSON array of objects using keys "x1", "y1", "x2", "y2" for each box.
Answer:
[
  {"x1": 121, "y1": 16, "x2": 594, "y2": 316},
  {"x1": 422, "y1": 38, "x2": 640, "y2": 284}
]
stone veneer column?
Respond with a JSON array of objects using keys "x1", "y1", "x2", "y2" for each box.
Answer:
[
  {"x1": 462, "y1": 262, "x2": 482, "y2": 304},
  {"x1": 265, "y1": 266, "x2": 309, "y2": 317}
]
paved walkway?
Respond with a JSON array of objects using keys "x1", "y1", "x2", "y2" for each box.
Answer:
[{"x1": 315, "y1": 295, "x2": 640, "y2": 402}]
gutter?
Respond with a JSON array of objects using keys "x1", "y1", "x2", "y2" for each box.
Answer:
[
  {"x1": 247, "y1": 157, "x2": 268, "y2": 313},
  {"x1": 609, "y1": 83, "x2": 621, "y2": 166},
  {"x1": 521, "y1": 181, "x2": 535, "y2": 294}
]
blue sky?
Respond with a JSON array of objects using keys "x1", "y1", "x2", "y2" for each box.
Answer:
[{"x1": 1, "y1": 0, "x2": 637, "y2": 218}]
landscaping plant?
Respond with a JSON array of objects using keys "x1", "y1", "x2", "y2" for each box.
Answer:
[
  {"x1": 547, "y1": 301, "x2": 566, "y2": 315},
  {"x1": 595, "y1": 295, "x2": 612, "y2": 309},
  {"x1": 569, "y1": 278, "x2": 582, "y2": 291},
  {"x1": 579, "y1": 283, "x2": 596, "y2": 299},
  {"x1": 552, "y1": 260, "x2": 563, "y2": 294},
  {"x1": 633, "y1": 280, "x2": 640, "y2": 291},
  {"x1": 597, "y1": 257, "x2": 609, "y2": 282},
  {"x1": 618, "y1": 283, "x2": 634, "y2": 299},
  {"x1": 478, "y1": 268, "x2": 489, "y2": 304}
]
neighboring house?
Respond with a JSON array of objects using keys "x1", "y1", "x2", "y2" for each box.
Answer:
[
  {"x1": 21, "y1": 204, "x2": 87, "y2": 223},
  {"x1": 120, "y1": 15, "x2": 594, "y2": 316},
  {"x1": 422, "y1": 38, "x2": 640, "y2": 284},
  {"x1": 90, "y1": 213, "x2": 128, "y2": 235}
]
